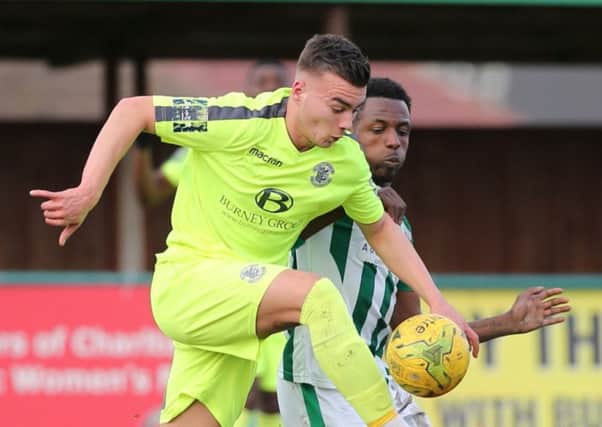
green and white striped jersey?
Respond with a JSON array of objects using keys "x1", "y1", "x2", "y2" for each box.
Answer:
[{"x1": 281, "y1": 215, "x2": 414, "y2": 388}]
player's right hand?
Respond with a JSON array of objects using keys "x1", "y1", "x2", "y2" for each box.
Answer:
[
  {"x1": 29, "y1": 186, "x2": 98, "y2": 246},
  {"x1": 430, "y1": 300, "x2": 480, "y2": 358}
]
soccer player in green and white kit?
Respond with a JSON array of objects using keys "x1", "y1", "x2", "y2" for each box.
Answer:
[
  {"x1": 31, "y1": 35, "x2": 480, "y2": 427},
  {"x1": 277, "y1": 77, "x2": 571, "y2": 426}
]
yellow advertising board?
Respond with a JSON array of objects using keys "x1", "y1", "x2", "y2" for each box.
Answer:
[{"x1": 416, "y1": 289, "x2": 602, "y2": 427}]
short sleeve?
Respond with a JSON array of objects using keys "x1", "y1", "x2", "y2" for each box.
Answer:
[
  {"x1": 153, "y1": 93, "x2": 256, "y2": 152},
  {"x1": 342, "y1": 166, "x2": 384, "y2": 225}
]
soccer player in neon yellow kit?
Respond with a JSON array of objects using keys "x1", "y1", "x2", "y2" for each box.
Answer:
[
  {"x1": 133, "y1": 60, "x2": 290, "y2": 427},
  {"x1": 31, "y1": 34, "x2": 480, "y2": 427}
]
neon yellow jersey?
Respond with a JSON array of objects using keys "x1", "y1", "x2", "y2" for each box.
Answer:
[
  {"x1": 153, "y1": 88, "x2": 384, "y2": 266},
  {"x1": 160, "y1": 147, "x2": 188, "y2": 187}
]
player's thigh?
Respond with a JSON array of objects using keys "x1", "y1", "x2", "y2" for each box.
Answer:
[
  {"x1": 277, "y1": 379, "x2": 314, "y2": 427},
  {"x1": 161, "y1": 342, "x2": 257, "y2": 427},
  {"x1": 276, "y1": 379, "x2": 365, "y2": 427},
  {"x1": 256, "y1": 269, "x2": 321, "y2": 338},
  {"x1": 151, "y1": 259, "x2": 286, "y2": 359},
  {"x1": 162, "y1": 401, "x2": 219, "y2": 427}
]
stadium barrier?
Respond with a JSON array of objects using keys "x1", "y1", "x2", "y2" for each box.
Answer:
[
  {"x1": 0, "y1": 272, "x2": 600, "y2": 427},
  {"x1": 418, "y1": 274, "x2": 602, "y2": 427}
]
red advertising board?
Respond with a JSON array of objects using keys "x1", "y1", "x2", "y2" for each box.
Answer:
[{"x1": 0, "y1": 284, "x2": 172, "y2": 427}]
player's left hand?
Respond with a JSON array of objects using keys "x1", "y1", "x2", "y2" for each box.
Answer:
[
  {"x1": 508, "y1": 286, "x2": 571, "y2": 333},
  {"x1": 378, "y1": 186, "x2": 406, "y2": 225},
  {"x1": 30, "y1": 186, "x2": 99, "y2": 246}
]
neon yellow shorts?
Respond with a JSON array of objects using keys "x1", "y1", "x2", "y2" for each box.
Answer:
[
  {"x1": 256, "y1": 332, "x2": 287, "y2": 393},
  {"x1": 150, "y1": 258, "x2": 287, "y2": 426}
]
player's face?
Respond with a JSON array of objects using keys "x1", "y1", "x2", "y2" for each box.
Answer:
[
  {"x1": 293, "y1": 71, "x2": 366, "y2": 150},
  {"x1": 354, "y1": 97, "x2": 411, "y2": 186},
  {"x1": 246, "y1": 64, "x2": 288, "y2": 96}
]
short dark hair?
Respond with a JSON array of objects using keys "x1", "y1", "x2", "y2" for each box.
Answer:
[
  {"x1": 297, "y1": 34, "x2": 370, "y2": 87},
  {"x1": 366, "y1": 77, "x2": 412, "y2": 112}
]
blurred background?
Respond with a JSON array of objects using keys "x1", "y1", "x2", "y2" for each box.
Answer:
[{"x1": 0, "y1": 1, "x2": 600, "y2": 426}]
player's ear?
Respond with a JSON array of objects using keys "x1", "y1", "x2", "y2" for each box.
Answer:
[{"x1": 291, "y1": 80, "x2": 305, "y2": 102}]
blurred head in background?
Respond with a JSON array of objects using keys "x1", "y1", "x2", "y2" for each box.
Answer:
[{"x1": 245, "y1": 59, "x2": 289, "y2": 96}]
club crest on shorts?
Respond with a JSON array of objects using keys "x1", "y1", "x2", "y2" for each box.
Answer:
[
  {"x1": 240, "y1": 264, "x2": 266, "y2": 284},
  {"x1": 310, "y1": 162, "x2": 335, "y2": 187}
]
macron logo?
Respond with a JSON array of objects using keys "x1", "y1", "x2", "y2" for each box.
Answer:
[{"x1": 248, "y1": 147, "x2": 283, "y2": 167}]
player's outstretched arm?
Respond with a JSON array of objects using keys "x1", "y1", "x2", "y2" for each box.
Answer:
[
  {"x1": 30, "y1": 96, "x2": 155, "y2": 246},
  {"x1": 469, "y1": 286, "x2": 571, "y2": 343},
  {"x1": 358, "y1": 213, "x2": 480, "y2": 357},
  {"x1": 470, "y1": 287, "x2": 571, "y2": 343}
]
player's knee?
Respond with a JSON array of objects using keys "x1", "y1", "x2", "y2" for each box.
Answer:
[
  {"x1": 299, "y1": 277, "x2": 350, "y2": 331},
  {"x1": 256, "y1": 270, "x2": 323, "y2": 337}
]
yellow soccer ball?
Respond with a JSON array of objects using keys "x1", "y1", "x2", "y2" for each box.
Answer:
[{"x1": 384, "y1": 313, "x2": 470, "y2": 398}]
